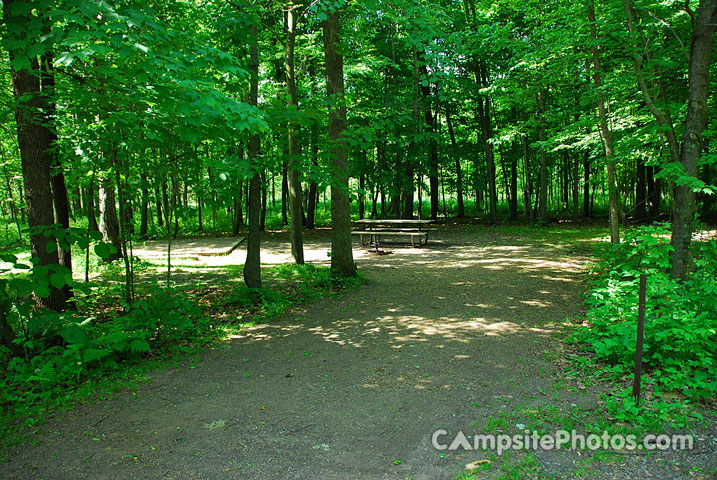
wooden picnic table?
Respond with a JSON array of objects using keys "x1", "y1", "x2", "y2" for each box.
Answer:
[{"x1": 352, "y1": 218, "x2": 436, "y2": 249}]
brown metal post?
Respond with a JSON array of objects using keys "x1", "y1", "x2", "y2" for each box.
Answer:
[{"x1": 632, "y1": 274, "x2": 647, "y2": 404}]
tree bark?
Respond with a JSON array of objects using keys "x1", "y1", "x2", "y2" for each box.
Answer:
[
  {"x1": 41, "y1": 51, "x2": 74, "y2": 307},
  {"x1": 155, "y1": 184, "x2": 164, "y2": 228},
  {"x1": 476, "y1": 63, "x2": 497, "y2": 224},
  {"x1": 635, "y1": 158, "x2": 647, "y2": 221},
  {"x1": 324, "y1": 8, "x2": 356, "y2": 277},
  {"x1": 306, "y1": 140, "x2": 318, "y2": 229},
  {"x1": 281, "y1": 160, "x2": 288, "y2": 226},
  {"x1": 244, "y1": 23, "x2": 262, "y2": 288},
  {"x1": 260, "y1": 170, "x2": 267, "y2": 232},
  {"x1": 537, "y1": 87, "x2": 548, "y2": 222},
  {"x1": 285, "y1": 6, "x2": 304, "y2": 264},
  {"x1": 588, "y1": 0, "x2": 620, "y2": 243},
  {"x1": 583, "y1": 152, "x2": 591, "y2": 217},
  {"x1": 670, "y1": 0, "x2": 716, "y2": 279},
  {"x1": 140, "y1": 172, "x2": 149, "y2": 238},
  {"x1": 0, "y1": 307, "x2": 23, "y2": 357},
  {"x1": 446, "y1": 107, "x2": 464, "y2": 217},
  {"x1": 419, "y1": 65, "x2": 439, "y2": 220},
  {"x1": 98, "y1": 178, "x2": 123, "y2": 262},
  {"x1": 5, "y1": 0, "x2": 65, "y2": 311}
]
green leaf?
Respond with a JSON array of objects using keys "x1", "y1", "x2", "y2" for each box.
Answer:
[
  {"x1": 0, "y1": 254, "x2": 17, "y2": 264},
  {"x1": 94, "y1": 243, "x2": 110, "y2": 259},
  {"x1": 35, "y1": 284, "x2": 50, "y2": 298},
  {"x1": 61, "y1": 325, "x2": 88, "y2": 346},
  {"x1": 50, "y1": 273, "x2": 67, "y2": 289},
  {"x1": 128, "y1": 338, "x2": 150, "y2": 353}
]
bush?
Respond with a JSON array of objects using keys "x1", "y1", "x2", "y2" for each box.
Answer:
[
  {"x1": 0, "y1": 286, "x2": 206, "y2": 419},
  {"x1": 571, "y1": 223, "x2": 717, "y2": 399}
]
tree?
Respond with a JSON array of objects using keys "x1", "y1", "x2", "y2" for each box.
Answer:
[
  {"x1": 323, "y1": 6, "x2": 356, "y2": 277},
  {"x1": 244, "y1": 21, "x2": 262, "y2": 289},
  {"x1": 669, "y1": 0, "x2": 716, "y2": 279},
  {"x1": 285, "y1": 4, "x2": 304, "y2": 264},
  {"x1": 587, "y1": 0, "x2": 620, "y2": 244},
  {"x1": 3, "y1": 0, "x2": 68, "y2": 311}
]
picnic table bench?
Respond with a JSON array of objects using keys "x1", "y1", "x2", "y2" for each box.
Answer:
[{"x1": 352, "y1": 218, "x2": 436, "y2": 249}]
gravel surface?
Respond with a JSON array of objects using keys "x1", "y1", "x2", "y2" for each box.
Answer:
[{"x1": 2, "y1": 225, "x2": 714, "y2": 479}]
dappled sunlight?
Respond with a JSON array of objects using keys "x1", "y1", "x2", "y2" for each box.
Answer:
[{"x1": 211, "y1": 228, "x2": 588, "y2": 362}]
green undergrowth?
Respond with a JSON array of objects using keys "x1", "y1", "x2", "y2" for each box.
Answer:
[
  {"x1": 567, "y1": 222, "x2": 716, "y2": 426},
  {"x1": 0, "y1": 262, "x2": 363, "y2": 457}
]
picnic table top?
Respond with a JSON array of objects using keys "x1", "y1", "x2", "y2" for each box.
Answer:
[{"x1": 354, "y1": 218, "x2": 434, "y2": 225}]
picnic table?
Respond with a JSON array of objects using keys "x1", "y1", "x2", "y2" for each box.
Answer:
[{"x1": 352, "y1": 218, "x2": 436, "y2": 249}]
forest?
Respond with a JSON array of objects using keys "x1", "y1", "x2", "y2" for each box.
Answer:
[{"x1": 0, "y1": 0, "x2": 715, "y2": 477}]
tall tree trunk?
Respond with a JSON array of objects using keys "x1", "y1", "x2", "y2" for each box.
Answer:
[
  {"x1": 0, "y1": 308, "x2": 23, "y2": 357},
  {"x1": 359, "y1": 172, "x2": 366, "y2": 219},
  {"x1": 572, "y1": 152, "x2": 580, "y2": 221},
  {"x1": 281, "y1": 159, "x2": 288, "y2": 226},
  {"x1": 244, "y1": 23, "x2": 262, "y2": 288},
  {"x1": 140, "y1": 172, "x2": 149, "y2": 238},
  {"x1": 635, "y1": 158, "x2": 647, "y2": 221},
  {"x1": 588, "y1": 0, "x2": 620, "y2": 243},
  {"x1": 323, "y1": 8, "x2": 356, "y2": 277},
  {"x1": 41, "y1": 52, "x2": 74, "y2": 307},
  {"x1": 583, "y1": 152, "x2": 591, "y2": 217},
  {"x1": 5, "y1": 0, "x2": 65, "y2": 311},
  {"x1": 162, "y1": 182, "x2": 171, "y2": 231},
  {"x1": 233, "y1": 171, "x2": 243, "y2": 235},
  {"x1": 670, "y1": 0, "x2": 716, "y2": 279},
  {"x1": 419, "y1": 65, "x2": 439, "y2": 220},
  {"x1": 285, "y1": 5, "x2": 304, "y2": 264},
  {"x1": 477, "y1": 63, "x2": 497, "y2": 224},
  {"x1": 537, "y1": 87, "x2": 548, "y2": 222},
  {"x1": 446, "y1": 107, "x2": 464, "y2": 217},
  {"x1": 98, "y1": 178, "x2": 123, "y2": 262},
  {"x1": 155, "y1": 184, "x2": 164, "y2": 228},
  {"x1": 522, "y1": 126, "x2": 533, "y2": 220},
  {"x1": 306, "y1": 134, "x2": 319, "y2": 229},
  {"x1": 260, "y1": 170, "x2": 267, "y2": 232},
  {"x1": 113, "y1": 149, "x2": 133, "y2": 304}
]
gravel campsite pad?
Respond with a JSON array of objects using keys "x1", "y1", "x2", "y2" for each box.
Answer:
[{"x1": 2, "y1": 226, "x2": 715, "y2": 479}]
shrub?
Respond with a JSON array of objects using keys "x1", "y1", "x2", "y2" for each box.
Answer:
[{"x1": 571, "y1": 223, "x2": 716, "y2": 399}]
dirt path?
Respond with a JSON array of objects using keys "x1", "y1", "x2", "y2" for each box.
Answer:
[{"x1": 1, "y1": 227, "x2": 709, "y2": 479}]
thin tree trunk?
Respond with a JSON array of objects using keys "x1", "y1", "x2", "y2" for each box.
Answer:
[
  {"x1": 588, "y1": 0, "x2": 620, "y2": 243},
  {"x1": 260, "y1": 170, "x2": 267, "y2": 232},
  {"x1": 155, "y1": 184, "x2": 163, "y2": 228},
  {"x1": 420, "y1": 65, "x2": 439, "y2": 220},
  {"x1": 537, "y1": 87, "x2": 548, "y2": 222},
  {"x1": 359, "y1": 172, "x2": 365, "y2": 219},
  {"x1": 285, "y1": 5, "x2": 304, "y2": 264},
  {"x1": 446, "y1": 107, "x2": 464, "y2": 217},
  {"x1": 477, "y1": 63, "x2": 497, "y2": 224},
  {"x1": 306, "y1": 133, "x2": 319, "y2": 229},
  {"x1": 583, "y1": 152, "x2": 590, "y2": 217},
  {"x1": 99, "y1": 178, "x2": 123, "y2": 262},
  {"x1": 41, "y1": 51, "x2": 74, "y2": 307},
  {"x1": 140, "y1": 172, "x2": 149, "y2": 238},
  {"x1": 244, "y1": 23, "x2": 262, "y2": 288},
  {"x1": 281, "y1": 159, "x2": 288, "y2": 226},
  {"x1": 635, "y1": 158, "x2": 647, "y2": 221}
]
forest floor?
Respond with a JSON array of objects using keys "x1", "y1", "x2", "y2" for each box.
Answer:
[{"x1": 1, "y1": 224, "x2": 715, "y2": 479}]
